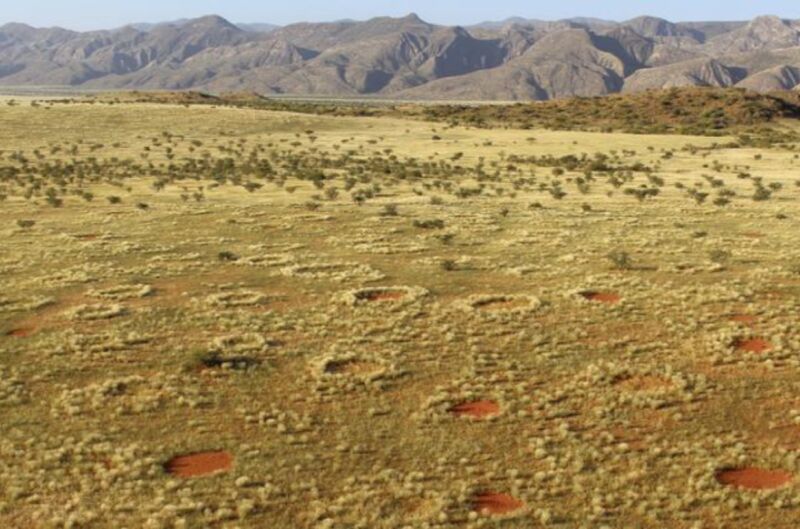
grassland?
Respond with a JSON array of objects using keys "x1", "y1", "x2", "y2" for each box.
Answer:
[{"x1": 2, "y1": 93, "x2": 800, "y2": 528}]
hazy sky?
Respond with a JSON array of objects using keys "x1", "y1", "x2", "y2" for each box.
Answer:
[{"x1": 3, "y1": 0, "x2": 800, "y2": 31}]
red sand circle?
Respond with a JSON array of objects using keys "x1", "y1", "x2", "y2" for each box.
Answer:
[
  {"x1": 580, "y1": 291, "x2": 621, "y2": 304},
  {"x1": 449, "y1": 400, "x2": 501, "y2": 419},
  {"x1": 5, "y1": 327, "x2": 34, "y2": 338},
  {"x1": 359, "y1": 290, "x2": 406, "y2": 302},
  {"x1": 471, "y1": 492, "x2": 524, "y2": 515},
  {"x1": 164, "y1": 451, "x2": 233, "y2": 478},
  {"x1": 735, "y1": 338, "x2": 773, "y2": 353},
  {"x1": 716, "y1": 468, "x2": 792, "y2": 490},
  {"x1": 324, "y1": 359, "x2": 382, "y2": 375}
]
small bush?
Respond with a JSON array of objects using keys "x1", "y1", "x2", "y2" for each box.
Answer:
[
  {"x1": 607, "y1": 250, "x2": 633, "y2": 270},
  {"x1": 413, "y1": 219, "x2": 445, "y2": 229},
  {"x1": 709, "y1": 250, "x2": 731, "y2": 265},
  {"x1": 380, "y1": 204, "x2": 399, "y2": 217},
  {"x1": 440, "y1": 259, "x2": 457, "y2": 271}
]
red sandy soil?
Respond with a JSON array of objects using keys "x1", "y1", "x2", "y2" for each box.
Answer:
[
  {"x1": 580, "y1": 291, "x2": 621, "y2": 304},
  {"x1": 76, "y1": 234, "x2": 99, "y2": 240},
  {"x1": 716, "y1": 468, "x2": 792, "y2": 490},
  {"x1": 5, "y1": 327, "x2": 34, "y2": 338},
  {"x1": 735, "y1": 338, "x2": 773, "y2": 353},
  {"x1": 164, "y1": 451, "x2": 232, "y2": 478},
  {"x1": 730, "y1": 314, "x2": 757, "y2": 325},
  {"x1": 449, "y1": 400, "x2": 501, "y2": 419},
  {"x1": 359, "y1": 290, "x2": 406, "y2": 302},
  {"x1": 471, "y1": 492, "x2": 524, "y2": 515}
]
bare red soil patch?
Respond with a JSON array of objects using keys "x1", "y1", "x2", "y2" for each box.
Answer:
[
  {"x1": 76, "y1": 234, "x2": 99, "y2": 241},
  {"x1": 449, "y1": 400, "x2": 501, "y2": 419},
  {"x1": 5, "y1": 327, "x2": 35, "y2": 338},
  {"x1": 730, "y1": 314, "x2": 757, "y2": 326},
  {"x1": 324, "y1": 359, "x2": 382, "y2": 376},
  {"x1": 164, "y1": 451, "x2": 232, "y2": 478},
  {"x1": 580, "y1": 291, "x2": 621, "y2": 304},
  {"x1": 471, "y1": 492, "x2": 524, "y2": 515},
  {"x1": 716, "y1": 468, "x2": 792, "y2": 490},
  {"x1": 734, "y1": 338, "x2": 773, "y2": 353},
  {"x1": 473, "y1": 297, "x2": 530, "y2": 311},
  {"x1": 356, "y1": 290, "x2": 406, "y2": 302}
]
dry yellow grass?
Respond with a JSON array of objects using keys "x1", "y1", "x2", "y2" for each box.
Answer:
[{"x1": 1, "y1": 97, "x2": 800, "y2": 528}]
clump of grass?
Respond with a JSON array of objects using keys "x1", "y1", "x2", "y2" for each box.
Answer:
[
  {"x1": 380, "y1": 204, "x2": 399, "y2": 217},
  {"x1": 606, "y1": 250, "x2": 633, "y2": 270},
  {"x1": 440, "y1": 259, "x2": 457, "y2": 271},
  {"x1": 413, "y1": 219, "x2": 445, "y2": 229},
  {"x1": 752, "y1": 185, "x2": 772, "y2": 201},
  {"x1": 709, "y1": 249, "x2": 732, "y2": 265}
]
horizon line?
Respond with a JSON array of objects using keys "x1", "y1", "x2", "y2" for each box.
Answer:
[{"x1": 1, "y1": 12, "x2": 786, "y2": 33}]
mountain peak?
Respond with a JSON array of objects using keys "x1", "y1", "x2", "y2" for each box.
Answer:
[
  {"x1": 623, "y1": 15, "x2": 682, "y2": 37},
  {"x1": 749, "y1": 14, "x2": 789, "y2": 26},
  {"x1": 0, "y1": 22, "x2": 35, "y2": 31},
  {"x1": 186, "y1": 15, "x2": 241, "y2": 31}
]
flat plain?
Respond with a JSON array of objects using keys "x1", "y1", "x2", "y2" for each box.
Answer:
[{"x1": 2, "y1": 93, "x2": 800, "y2": 528}]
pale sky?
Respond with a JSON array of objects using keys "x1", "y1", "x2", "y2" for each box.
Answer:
[{"x1": 2, "y1": 0, "x2": 800, "y2": 31}]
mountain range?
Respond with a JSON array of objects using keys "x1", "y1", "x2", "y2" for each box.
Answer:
[{"x1": 2, "y1": 13, "x2": 800, "y2": 100}]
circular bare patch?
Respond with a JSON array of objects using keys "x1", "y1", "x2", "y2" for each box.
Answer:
[
  {"x1": 69, "y1": 303, "x2": 127, "y2": 321},
  {"x1": 356, "y1": 290, "x2": 406, "y2": 302},
  {"x1": 473, "y1": 297, "x2": 535, "y2": 311},
  {"x1": 324, "y1": 359, "x2": 384, "y2": 376},
  {"x1": 580, "y1": 291, "x2": 621, "y2": 304},
  {"x1": 164, "y1": 451, "x2": 233, "y2": 478},
  {"x1": 458, "y1": 295, "x2": 543, "y2": 313},
  {"x1": 337, "y1": 286, "x2": 428, "y2": 306},
  {"x1": 238, "y1": 253, "x2": 293, "y2": 267},
  {"x1": 471, "y1": 492, "x2": 524, "y2": 515},
  {"x1": 90, "y1": 284, "x2": 153, "y2": 301},
  {"x1": 212, "y1": 333, "x2": 268, "y2": 354},
  {"x1": 198, "y1": 352, "x2": 259, "y2": 371},
  {"x1": 6, "y1": 327, "x2": 34, "y2": 338},
  {"x1": 734, "y1": 338, "x2": 772, "y2": 353},
  {"x1": 282, "y1": 262, "x2": 385, "y2": 282},
  {"x1": 312, "y1": 353, "x2": 399, "y2": 394},
  {"x1": 449, "y1": 400, "x2": 501, "y2": 419},
  {"x1": 716, "y1": 468, "x2": 792, "y2": 490},
  {"x1": 206, "y1": 290, "x2": 268, "y2": 308}
]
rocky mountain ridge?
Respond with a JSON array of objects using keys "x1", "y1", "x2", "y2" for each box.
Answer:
[{"x1": 2, "y1": 13, "x2": 800, "y2": 100}]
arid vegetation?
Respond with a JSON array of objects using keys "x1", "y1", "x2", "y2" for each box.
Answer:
[
  {"x1": 2, "y1": 91, "x2": 800, "y2": 528},
  {"x1": 77, "y1": 87, "x2": 800, "y2": 138}
]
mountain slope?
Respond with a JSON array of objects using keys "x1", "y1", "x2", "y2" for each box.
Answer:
[
  {"x1": 3, "y1": 13, "x2": 800, "y2": 100},
  {"x1": 623, "y1": 58, "x2": 744, "y2": 92}
]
